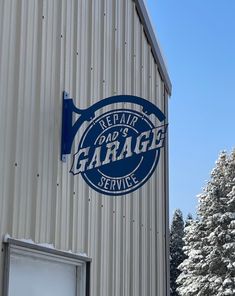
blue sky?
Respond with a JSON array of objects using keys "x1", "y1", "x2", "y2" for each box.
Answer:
[{"x1": 146, "y1": 0, "x2": 235, "y2": 220}]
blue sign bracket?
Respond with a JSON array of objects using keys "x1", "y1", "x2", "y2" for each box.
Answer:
[
  {"x1": 61, "y1": 91, "x2": 166, "y2": 162},
  {"x1": 61, "y1": 91, "x2": 81, "y2": 161}
]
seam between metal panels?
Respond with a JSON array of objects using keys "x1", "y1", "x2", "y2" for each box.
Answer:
[{"x1": 134, "y1": 0, "x2": 172, "y2": 96}]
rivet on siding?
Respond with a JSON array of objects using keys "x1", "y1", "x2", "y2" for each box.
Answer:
[
  {"x1": 91, "y1": 67, "x2": 93, "y2": 70},
  {"x1": 125, "y1": 41, "x2": 127, "y2": 45},
  {"x1": 76, "y1": 52, "x2": 79, "y2": 55},
  {"x1": 42, "y1": 16, "x2": 45, "y2": 19},
  {"x1": 123, "y1": 215, "x2": 125, "y2": 218},
  {"x1": 61, "y1": 34, "x2": 63, "y2": 38},
  {"x1": 14, "y1": 163, "x2": 17, "y2": 167},
  {"x1": 101, "y1": 204, "x2": 103, "y2": 208},
  {"x1": 73, "y1": 192, "x2": 76, "y2": 195},
  {"x1": 37, "y1": 173, "x2": 40, "y2": 177},
  {"x1": 113, "y1": 210, "x2": 115, "y2": 214},
  {"x1": 102, "y1": 80, "x2": 105, "y2": 83},
  {"x1": 104, "y1": 12, "x2": 106, "y2": 16},
  {"x1": 132, "y1": 220, "x2": 135, "y2": 223},
  {"x1": 57, "y1": 183, "x2": 59, "y2": 187},
  {"x1": 88, "y1": 198, "x2": 91, "y2": 202},
  {"x1": 115, "y1": 28, "x2": 117, "y2": 31}
]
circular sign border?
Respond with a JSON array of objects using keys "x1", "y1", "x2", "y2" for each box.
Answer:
[{"x1": 77, "y1": 108, "x2": 161, "y2": 196}]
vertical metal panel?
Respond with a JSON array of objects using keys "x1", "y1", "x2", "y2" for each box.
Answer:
[{"x1": 0, "y1": 0, "x2": 170, "y2": 295}]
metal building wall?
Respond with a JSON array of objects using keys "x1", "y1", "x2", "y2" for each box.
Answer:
[{"x1": 0, "y1": 0, "x2": 170, "y2": 295}]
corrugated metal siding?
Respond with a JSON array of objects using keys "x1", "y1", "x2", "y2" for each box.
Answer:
[{"x1": 0, "y1": 0, "x2": 169, "y2": 295}]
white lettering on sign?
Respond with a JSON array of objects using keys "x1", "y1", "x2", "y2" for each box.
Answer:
[
  {"x1": 71, "y1": 125, "x2": 166, "y2": 175},
  {"x1": 98, "y1": 173, "x2": 139, "y2": 191},
  {"x1": 99, "y1": 113, "x2": 138, "y2": 130}
]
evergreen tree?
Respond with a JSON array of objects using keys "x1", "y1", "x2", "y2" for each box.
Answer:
[
  {"x1": 170, "y1": 209, "x2": 186, "y2": 296},
  {"x1": 177, "y1": 150, "x2": 235, "y2": 296},
  {"x1": 185, "y1": 213, "x2": 193, "y2": 227}
]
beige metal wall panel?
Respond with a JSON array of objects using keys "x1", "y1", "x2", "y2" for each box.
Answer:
[{"x1": 0, "y1": 0, "x2": 170, "y2": 295}]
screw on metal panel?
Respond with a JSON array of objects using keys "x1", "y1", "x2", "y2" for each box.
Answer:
[
  {"x1": 76, "y1": 52, "x2": 79, "y2": 55},
  {"x1": 115, "y1": 28, "x2": 117, "y2": 31},
  {"x1": 102, "y1": 80, "x2": 105, "y2": 83},
  {"x1": 14, "y1": 163, "x2": 17, "y2": 167},
  {"x1": 101, "y1": 204, "x2": 103, "y2": 208},
  {"x1": 73, "y1": 192, "x2": 76, "y2": 195},
  {"x1": 57, "y1": 183, "x2": 59, "y2": 187},
  {"x1": 88, "y1": 198, "x2": 91, "y2": 202},
  {"x1": 37, "y1": 173, "x2": 39, "y2": 177},
  {"x1": 113, "y1": 210, "x2": 115, "y2": 214},
  {"x1": 42, "y1": 15, "x2": 45, "y2": 19},
  {"x1": 123, "y1": 215, "x2": 125, "y2": 218},
  {"x1": 61, "y1": 34, "x2": 63, "y2": 38},
  {"x1": 62, "y1": 155, "x2": 67, "y2": 162},
  {"x1": 91, "y1": 67, "x2": 93, "y2": 70}
]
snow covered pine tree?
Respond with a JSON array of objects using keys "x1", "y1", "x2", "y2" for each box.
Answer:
[
  {"x1": 170, "y1": 209, "x2": 186, "y2": 296},
  {"x1": 177, "y1": 150, "x2": 235, "y2": 296},
  {"x1": 185, "y1": 213, "x2": 193, "y2": 228}
]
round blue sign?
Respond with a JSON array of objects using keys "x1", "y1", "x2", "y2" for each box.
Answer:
[{"x1": 67, "y1": 95, "x2": 167, "y2": 196}]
